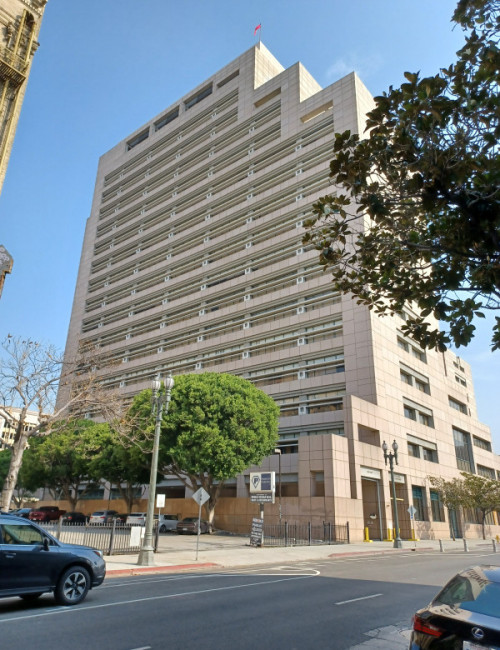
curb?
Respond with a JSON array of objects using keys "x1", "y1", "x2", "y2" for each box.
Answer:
[
  {"x1": 327, "y1": 547, "x2": 434, "y2": 559},
  {"x1": 106, "y1": 562, "x2": 220, "y2": 577}
]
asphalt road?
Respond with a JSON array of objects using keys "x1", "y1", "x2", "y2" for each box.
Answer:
[{"x1": 0, "y1": 550, "x2": 498, "y2": 650}]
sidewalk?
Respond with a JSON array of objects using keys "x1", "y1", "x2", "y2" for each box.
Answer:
[{"x1": 105, "y1": 534, "x2": 498, "y2": 577}]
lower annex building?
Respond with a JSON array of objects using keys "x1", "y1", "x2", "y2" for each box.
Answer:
[{"x1": 58, "y1": 44, "x2": 500, "y2": 541}]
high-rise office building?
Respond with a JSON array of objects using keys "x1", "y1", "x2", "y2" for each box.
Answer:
[{"x1": 60, "y1": 44, "x2": 499, "y2": 540}]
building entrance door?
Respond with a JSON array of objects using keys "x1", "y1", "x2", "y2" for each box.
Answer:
[
  {"x1": 361, "y1": 478, "x2": 383, "y2": 541},
  {"x1": 449, "y1": 509, "x2": 462, "y2": 539}
]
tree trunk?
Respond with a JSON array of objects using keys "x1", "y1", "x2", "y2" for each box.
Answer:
[
  {"x1": 0, "y1": 433, "x2": 28, "y2": 510},
  {"x1": 205, "y1": 482, "x2": 223, "y2": 525}
]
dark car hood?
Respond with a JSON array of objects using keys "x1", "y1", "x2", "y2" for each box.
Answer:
[{"x1": 57, "y1": 541, "x2": 101, "y2": 554}]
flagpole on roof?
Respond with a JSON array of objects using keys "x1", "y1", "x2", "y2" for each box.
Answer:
[{"x1": 254, "y1": 23, "x2": 262, "y2": 45}]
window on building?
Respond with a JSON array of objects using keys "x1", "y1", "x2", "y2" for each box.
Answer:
[
  {"x1": 422, "y1": 447, "x2": 438, "y2": 463},
  {"x1": 453, "y1": 427, "x2": 475, "y2": 473},
  {"x1": 311, "y1": 472, "x2": 325, "y2": 497},
  {"x1": 126, "y1": 129, "x2": 149, "y2": 150},
  {"x1": 404, "y1": 404, "x2": 417, "y2": 421},
  {"x1": 477, "y1": 465, "x2": 496, "y2": 479},
  {"x1": 185, "y1": 84, "x2": 213, "y2": 110},
  {"x1": 406, "y1": 434, "x2": 438, "y2": 463},
  {"x1": 455, "y1": 374, "x2": 467, "y2": 387},
  {"x1": 430, "y1": 490, "x2": 445, "y2": 522},
  {"x1": 473, "y1": 436, "x2": 492, "y2": 452},
  {"x1": 397, "y1": 337, "x2": 427, "y2": 363},
  {"x1": 449, "y1": 396, "x2": 468, "y2": 415},
  {"x1": 400, "y1": 364, "x2": 430, "y2": 394},
  {"x1": 78, "y1": 485, "x2": 104, "y2": 500},
  {"x1": 412, "y1": 486, "x2": 427, "y2": 521},
  {"x1": 403, "y1": 399, "x2": 434, "y2": 427},
  {"x1": 154, "y1": 107, "x2": 179, "y2": 131},
  {"x1": 408, "y1": 442, "x2": 420, "y2": 458},
  {"x1": 400, "y1": 370, "x2": 412, "y2": 385}
]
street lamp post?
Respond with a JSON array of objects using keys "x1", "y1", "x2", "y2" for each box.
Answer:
[
  {"x1": 274, "y1": 448, "x2": 282, "y2": 524},
  {"x1": 137, "y1": 372, "x2": 174, "y2": 566},
  {"x1": 382, "y1": 439, "x2": 403, "y2": 549}
]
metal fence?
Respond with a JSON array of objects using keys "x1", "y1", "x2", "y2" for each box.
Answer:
[
  {"x1": 39, "y1": 520, "x2": 159, "y2": 556},
  {"x1": 263, "y1": 521, "x2": 349, "y2": 547}
]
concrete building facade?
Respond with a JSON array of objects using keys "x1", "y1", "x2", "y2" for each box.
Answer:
[
  {"x1": 0, "y1": 406, "x2": 41, "y2": 449},
  {"x1": 60, "y1": 44, "x2": 499, "y2": 541}
]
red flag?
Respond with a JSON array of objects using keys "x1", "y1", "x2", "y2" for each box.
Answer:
[{"x1": 254, "y1": 24, "x2": 261, "y2": 36}]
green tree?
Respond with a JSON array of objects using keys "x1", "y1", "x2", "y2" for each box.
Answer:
[
  {"x1": 0, "y1": 449, "x2": 11, "y2": 492},
  {"x1": 304, "y1": 0, "x2": 499, "y2": 351},
  {"x1": 0, "y1": 336, "x2": 122, "y2": 510},
  {"x1": 21, "y1": 420, "x2": 110, "y2": 511},
  {"x1": 90, "y1": 432, "x2": 151, "y2": 514},
  {"x1": 461, "y1": 471, "x2": 500, "y2": 539},
  {"x1": 127, "y1": 373, "x2": 280, "y2": 523},
  {"x1": 428, "y1": 475, "x2": 467, "y2": 539}
]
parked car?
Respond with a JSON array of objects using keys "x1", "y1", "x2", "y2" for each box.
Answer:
[
  {"x1": 176, "y1": 517, "x2": 212, "y2": 535},
  {"x1": 28, "y1": 506, "x2": 66, "y2": 523},
  {"x1": 10, "y1": 508, "x2": 33, "y2": 519},
  {"x1": 0, "y1": 512, "x2": 106, "y2": 606},
  {"x1": 409, "y1": 565, "x2": 500, "y2": 649},
  {"x1": 88, "y1": 510, "x2": 118, "y2": 525},
  {"x1": 61, "y1": 512, "x2": 87, "y2": 525},
  {"x1": 126, "y1": 512, "x2": 147, "y2": 526},
  {"x1": 158, "y1": 514, "x2": 179, "y2": 533},
  {"x1": 114, "y1": 513, "x2": 128, "y2": 524}
]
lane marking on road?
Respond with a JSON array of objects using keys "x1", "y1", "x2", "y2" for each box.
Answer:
[
  {"x1": 102, "y1": 568, "x2": 318, "y2": 588},
  {"x1": 335, "y1": 593, "x2": 383, "y2": 605},
  {"x1": 129, "y1": 647, "x2": 151, "y2": 650},
  {"x1": 0, "y1": 573, "x2": 320, "y2": 624}
]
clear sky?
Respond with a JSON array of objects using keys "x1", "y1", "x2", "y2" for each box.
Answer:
[{"x1": 0, "y1": 0, "x2": 498, "y2": 448}]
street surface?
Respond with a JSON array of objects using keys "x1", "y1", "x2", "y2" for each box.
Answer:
[{"x1": 0, "y1": 549, "x2": 498, "y2": 649}]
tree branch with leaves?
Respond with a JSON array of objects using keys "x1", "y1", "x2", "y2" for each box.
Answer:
[
  {"x1": 0, "y1": 336, "x2": 123, "y2": 510},
  {"x1": 304, "y1": 0, "x2": 499, "y2": 351}
]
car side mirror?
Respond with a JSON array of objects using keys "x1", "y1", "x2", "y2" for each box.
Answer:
[{"x1": 43, "y1": 537, "x2": 50, "y2": 551}]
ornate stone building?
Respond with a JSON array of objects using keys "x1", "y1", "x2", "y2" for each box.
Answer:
[
  {"x1": 0, "y1": 1, "x2": 47, "y2": 298},
  {"x1": 0, "y1": 0, "x2": 47, "y2": 195}
]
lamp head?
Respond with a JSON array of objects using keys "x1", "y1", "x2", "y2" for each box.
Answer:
[
  {"x1": 151, "y1": 377, "x2": 161, "y2": 393},
  {"x1": 164, "y1": 372, "x2": 174, "y2": 391}
]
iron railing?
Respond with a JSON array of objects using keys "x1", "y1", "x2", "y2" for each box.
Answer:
[
  {"x1": 39, "y1": 519, "x2": 159, "y2": 555},
  {"x1": 262, "y1": 521, "x2": 349, "y2": 547}
]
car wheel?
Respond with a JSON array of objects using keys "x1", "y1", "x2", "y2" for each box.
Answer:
[
  {"x1": 160, "y1": 525, "x2": 166, "y2": 533},
  {"x1": 55, "y1": 566, "x2": 90, "y2": 606},
  {"x1": 20, "y1": 592, "x2": 43, "y2": 601}
]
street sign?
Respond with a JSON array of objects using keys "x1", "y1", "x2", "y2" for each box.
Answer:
[
  {"x1": 249, "y1": 472, "x2": 275, "y2": 494},
  {"x1": 408, "y1": 505, "x2": 417, "y2": 520},
  {"x1": 192, "y1": 487, "x2": 210, "y2": 506},
  {"x1": 156, "y1": 494, "x2": 165, "y2": 508},
  {"x1": 250, "y1": 494, "x2": 274, "y2": 503},
  {"x1": 250, "y1": 517, "x2": 263, "y2": 547}
]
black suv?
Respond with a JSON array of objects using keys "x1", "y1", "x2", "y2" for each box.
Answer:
[{"x1": 0, "y1": 512, "x2": 106, "y2": 606}]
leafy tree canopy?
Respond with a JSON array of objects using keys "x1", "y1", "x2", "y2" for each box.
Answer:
[
  {"x1": 21, "y1": 420, "x2": 110, "y2": 511},
  {"x1": 430, "y1": 471, "x2": 500, "y2": 539},
  {"x1": 90, "y1": 430, "x2": 152, "y2": 513},
  {"x1": 304, "y1": 0, "x2": 499, "y2": 351},
  {"x1": 127, "y1": 373, "x2": 280, "y2": 520}
]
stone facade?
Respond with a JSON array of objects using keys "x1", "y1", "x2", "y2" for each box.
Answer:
[
  {"x1": 59, "y1": 44, "x2": 500, "y2": 541},
  {"x1": 0, "y1": 0, "x2": 47, "y2": 195}
]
